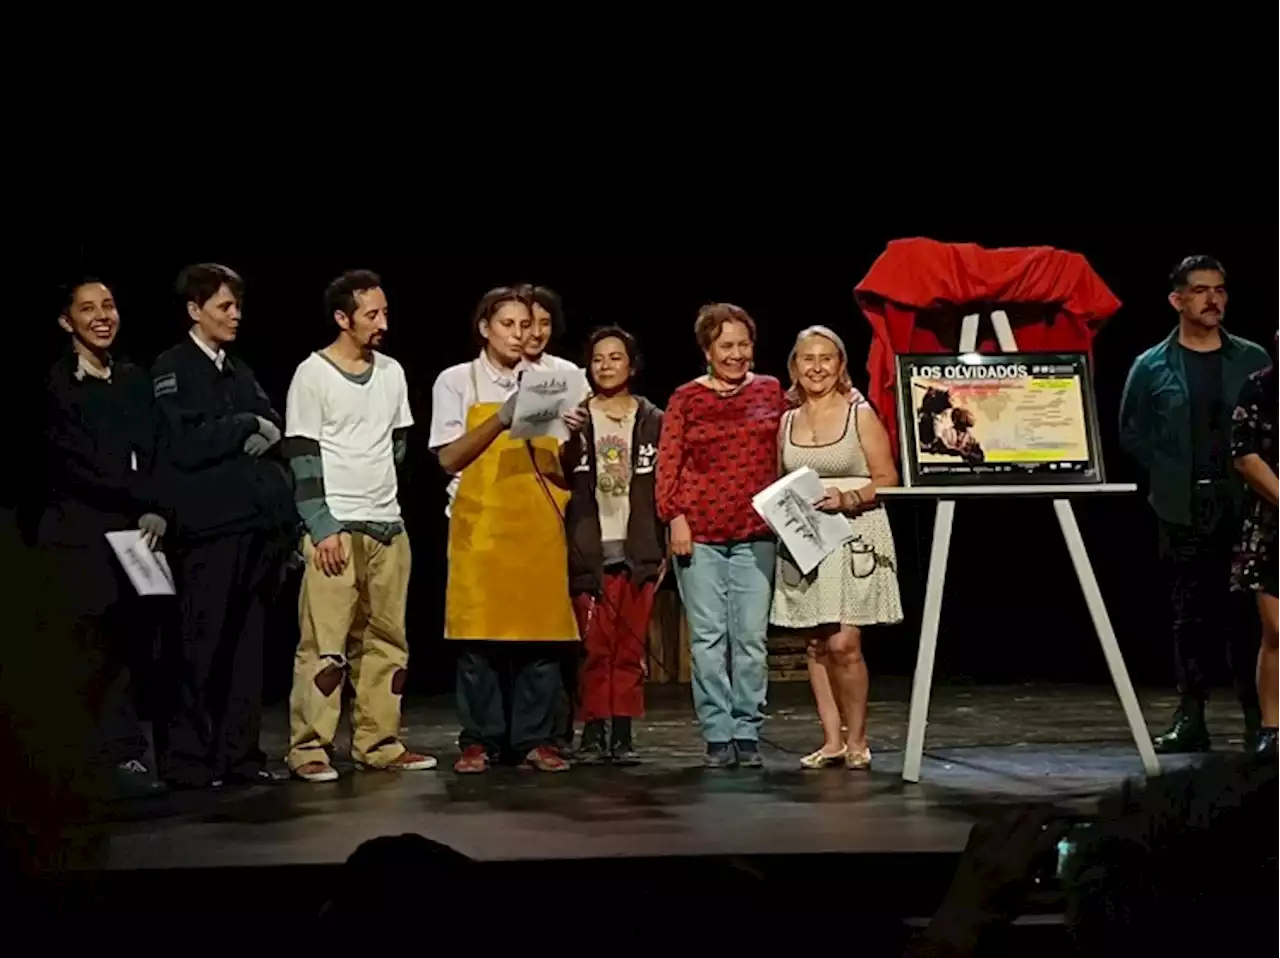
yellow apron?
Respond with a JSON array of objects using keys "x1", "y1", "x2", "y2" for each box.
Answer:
[{"x1": 444, "y1": 366, "x2": 579, "y2": 642}]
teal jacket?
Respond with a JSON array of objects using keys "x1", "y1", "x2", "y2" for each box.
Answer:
[{"x1": 1119, "y1": 327, "x2": 1270, "y2": 525}]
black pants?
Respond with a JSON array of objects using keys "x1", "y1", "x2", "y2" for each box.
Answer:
[
  {"x1": 1160, "y1": 501, "x2": 1260, "y2": 710},
  {"x1": 157, "y1": 528, "x2": 287, "y2": 787},
  {"x1": 47, "y1": 540, "x2": 157, "y2": 769},
  {"x1": 78, "y1": 607, "x2": 151, "y2": 767},
  {"x1": 456, "y1": 642, "x2": 565, "y2": 757}
]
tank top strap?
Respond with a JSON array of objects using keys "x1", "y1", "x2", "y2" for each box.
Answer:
[{"x1": 840, "y1": 398, "x2": 871, "y2": 478}]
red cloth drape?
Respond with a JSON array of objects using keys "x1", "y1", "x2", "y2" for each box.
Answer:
[{"x1": 854, "y1": 237, "x2": 1122, "y2": 455}]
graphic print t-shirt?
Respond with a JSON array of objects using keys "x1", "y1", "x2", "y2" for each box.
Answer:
[{"x1": 590, "y1": 404, "x2": 637, "y2": 565}]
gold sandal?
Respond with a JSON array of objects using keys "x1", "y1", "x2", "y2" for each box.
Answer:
[
  {"x1": 844, "y1": 746, "x2": 872, "y2": 770},
  {"x1": 800, "y1": 745, "x2": 847, "y2": 769}
]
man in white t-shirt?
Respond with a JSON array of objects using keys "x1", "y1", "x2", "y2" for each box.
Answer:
[{"x1": 282, "y1": 270, "x2": 435, "y2": 782}]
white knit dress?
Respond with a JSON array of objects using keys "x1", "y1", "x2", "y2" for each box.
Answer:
[{"x1": 769, "y1": 405, "x2": 904, "y2": 629}]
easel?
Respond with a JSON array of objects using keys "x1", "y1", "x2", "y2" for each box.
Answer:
[{"x1": 879, "y1": 310, "x2": 1160, "y2": 784}]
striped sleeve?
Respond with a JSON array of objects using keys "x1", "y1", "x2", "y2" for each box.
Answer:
[{"x1": 283, "y1": 436, "x2": 342, "y2": 543}]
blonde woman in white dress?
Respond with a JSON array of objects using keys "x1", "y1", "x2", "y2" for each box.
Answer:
[{"x1": 770, "y1": 326, "x2": 903, "y2": 770}]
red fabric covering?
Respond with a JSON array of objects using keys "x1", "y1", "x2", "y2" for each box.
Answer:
[{"x1": 854, "y1": 237, "x2": 1122, "y2": 454}]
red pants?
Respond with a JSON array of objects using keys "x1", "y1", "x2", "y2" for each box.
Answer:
[{"x1": 573, "y1": 571, "x2": 656, "y2": 721}]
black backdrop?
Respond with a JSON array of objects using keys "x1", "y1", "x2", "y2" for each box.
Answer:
[{"x1": 21, "y1": 225, "x2": 1276, "y2": 700}]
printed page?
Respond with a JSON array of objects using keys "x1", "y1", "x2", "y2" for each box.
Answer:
[
  {"x1": 509, "y1": 368, "x2": 588, "y2": 442},
  {"x1": 105, "y1": 530, "x2": 176, "y2": 597},
  {"x1": 752, "y1": 467, "x2": 854, "y2": 575}
]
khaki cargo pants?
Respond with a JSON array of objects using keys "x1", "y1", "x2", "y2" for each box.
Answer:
[{"x1": 288, "y1": 531, "x2": 411, "y2": 771}]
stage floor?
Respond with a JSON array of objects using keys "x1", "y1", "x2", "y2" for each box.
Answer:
[{"x1": 101, "y1": 681, "x2": 1242, "y2": 872}]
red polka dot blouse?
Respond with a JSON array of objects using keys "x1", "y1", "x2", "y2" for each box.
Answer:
[{"x1": 656, "y1": 375, "x2": 790, "y2": 544}]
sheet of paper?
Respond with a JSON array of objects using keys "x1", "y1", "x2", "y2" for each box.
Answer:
[
  {"x1": 751, "y1": 467, "x2": 854, "y2": 575},
  {"x1": 508, "y1": 367, "x2": 589, "y2": 442},
  {"x1": 105, "y1": 530, "x2": 176, "y2": 597}
]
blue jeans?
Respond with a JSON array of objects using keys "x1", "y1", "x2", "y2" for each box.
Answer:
[{"x1": 674, "y1": 540, "x2": 775, "y2": 744}]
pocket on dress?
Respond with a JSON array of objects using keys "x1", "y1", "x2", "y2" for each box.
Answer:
[
  {"x1": 849, "y1": 540, "x2": 876, "y2": 579},
  {"x1": 779, "y1": 546, "x2": 805, "y2": 587}
]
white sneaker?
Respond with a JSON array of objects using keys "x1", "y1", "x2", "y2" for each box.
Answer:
[
  {"x1": 293, "y1": 761, "x2": 340, "y2": 783},
  {"x1": 388, "y1": 751, "x2": 437, "y2": 771}
]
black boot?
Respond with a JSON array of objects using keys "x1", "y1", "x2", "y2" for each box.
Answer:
[
  {"x1": 1243, "y1": 704, "x2": 1263, "y2": 752},
  {"x1": 1153, "y1": 695, "x2": 1211, "y2": 754},
  {"x1": 610, "y1": 717, "x2": 639, "y2": 765},
  {"x1": 577, "y1": 719, "x2": 608, "y2": 765},
  {"x1": 1255, "y1": 728, "x2": 1278, "y2": 760}
]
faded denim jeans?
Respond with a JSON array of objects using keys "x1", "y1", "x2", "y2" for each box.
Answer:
[{"x1": 674, "y1": 540, "x2": 775, "y2": 744}]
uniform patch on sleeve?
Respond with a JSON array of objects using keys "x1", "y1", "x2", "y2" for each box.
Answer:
[{"x1": 153, "y1": 372, "x2": 178, "y2": 397}]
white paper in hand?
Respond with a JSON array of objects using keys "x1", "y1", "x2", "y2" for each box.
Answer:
[
  {"x1": 508, "y1": 368, "x2": 588, "y2": 442},
  {"x1": 751, "y1": 467, "x2": 855, "y2": 575},
  {"x1": 106, "y1": 530, "x2": 176, "y2": 596}
]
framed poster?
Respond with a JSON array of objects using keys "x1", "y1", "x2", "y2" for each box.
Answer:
[{"x1": 895, "y1": 352, "x2": 1106, "y2": 486}]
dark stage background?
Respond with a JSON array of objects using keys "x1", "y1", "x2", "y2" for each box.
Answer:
[{"x1": 20, "y1": 227, "x2": 1277, "y2": 701}]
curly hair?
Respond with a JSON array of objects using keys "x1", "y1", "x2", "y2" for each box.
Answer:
[{"x1": 694, "y1": 303, "x2": 757, "y2": 352}]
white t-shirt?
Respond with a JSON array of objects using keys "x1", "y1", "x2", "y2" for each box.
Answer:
[
  {"x1": 286, "y1": 351, "x2": 413, "y2": 523},
  {"x1": 429, "y1": 351, "x2": 583, "y2": 515}
]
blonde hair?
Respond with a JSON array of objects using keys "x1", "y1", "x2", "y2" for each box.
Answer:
[{"x1": 786, "y1": 325, "x2": 854, "y2": 404}]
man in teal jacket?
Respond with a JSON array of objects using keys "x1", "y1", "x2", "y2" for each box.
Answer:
[{"x1": 1119, "y1": 255, "x2": 1270, "y2": 752}]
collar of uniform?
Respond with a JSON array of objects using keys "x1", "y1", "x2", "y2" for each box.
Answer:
[
  {"x1": 72, "y1": 349, "x2": 112, "y2": 382},
  {"x1": 189, "y1": 327, "x2": 227, "y2": 371},
  {"x1": 477, "y1": 350, "x2": 522, "y2": 390}
]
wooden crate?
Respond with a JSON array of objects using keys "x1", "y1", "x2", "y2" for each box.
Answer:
[
  {"x1": 645, "y1": 589, "x2": 690, "y2": 683},
  {"x1": 768, "y1": 632, "x2": 809, "y2": 683}
]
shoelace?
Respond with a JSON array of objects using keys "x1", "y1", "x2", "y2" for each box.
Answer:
[{"x1": 118, "y1": 759, "x2": 148, "y2": 774}]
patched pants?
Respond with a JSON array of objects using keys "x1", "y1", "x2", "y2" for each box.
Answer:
[{"x1": 288, "y1": 531, "x2": 412, "y2": 770}]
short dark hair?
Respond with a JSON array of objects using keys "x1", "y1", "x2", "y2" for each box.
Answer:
[
  {"x1": 324, "y1": 269, "x2": 383, "y2": 321},
  {"x1": 584, "y1": 325, "x2": 643, "y2": 388},
  {"x1": 1170, "y1": 255, "x2": 1226, "y2": 290},
  {"x1": 516, "y1": 284, "x2": 565, "y2": 340},
  {"x1": 471, "y1": 285, "x2": 533, "y2": 343},
  {"x1": 57, "y1": 276, "x2": 110, "y2": 316},
  {"x1": 175, "y1": 263, "x2": 244, "y2": 308},
  {"x1": 694, "y1": 303, "x2": 757, "y2": 351}
]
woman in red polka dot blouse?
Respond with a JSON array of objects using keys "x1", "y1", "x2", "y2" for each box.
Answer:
[{"x1": 656, "y1": 304, "x2": 790, "y2": 767}]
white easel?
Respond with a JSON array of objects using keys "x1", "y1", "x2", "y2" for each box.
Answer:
[{"x1": 879, "y1": 310, "x2": 1160, "y2": 784}]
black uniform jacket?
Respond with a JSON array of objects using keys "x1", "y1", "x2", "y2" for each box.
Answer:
[
  {"x1": 39, "y1": 351, "x2": 164, "y2": 615},
  {"x1": 150, "y1": 337, "x2": 295, "y2": 544}
]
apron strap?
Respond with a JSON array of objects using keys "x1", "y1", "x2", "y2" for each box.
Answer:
[{"x1": 469, "y1": 359, "x2": 479, "y2": 400}]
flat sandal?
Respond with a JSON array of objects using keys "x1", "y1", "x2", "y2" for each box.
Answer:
[
  {"x1": 800, "y1": 745, "x2": 847, "y2": 769},
  {"x1": 844, "y1": 746, "x2": 872, "y2": 771}
]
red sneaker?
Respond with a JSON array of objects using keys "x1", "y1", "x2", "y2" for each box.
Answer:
[
  {"x1": 453, "y1": 745, "x2": 490, "y2": 774},
  {"x1": 523, "y1": 746, "x2": 570, "y2": 772}
]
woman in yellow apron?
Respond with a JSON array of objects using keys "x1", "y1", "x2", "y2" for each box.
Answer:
[{"x1": 428, "y1": 286, "x2": 585, "y2": 773}]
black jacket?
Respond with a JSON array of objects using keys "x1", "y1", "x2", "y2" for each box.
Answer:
[
  {"x1": 562, "y1": 396, "x2": 665, "y2": 594},
  {"x1": 38, "y1": 351, "x2": 165, "y2": 617},
  {"x1": 151, "y1": 337, "x2": 295, "y2": 543},
  {"x1": 40, "y1": 352, "x2": 163, "y2": 547}
]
